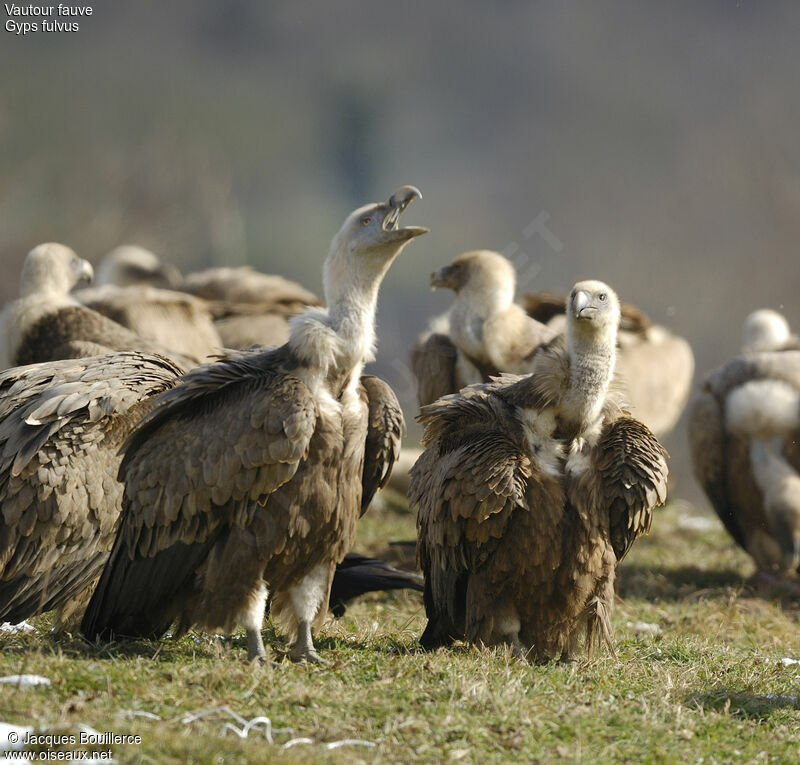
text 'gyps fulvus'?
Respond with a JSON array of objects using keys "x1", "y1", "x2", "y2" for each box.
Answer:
[
  {"x1": 82, "y1": 187, "x2": 427, "y2": 662},
  {"x1": 410, "y1": 281, "x2": 668, "y2": 661}
]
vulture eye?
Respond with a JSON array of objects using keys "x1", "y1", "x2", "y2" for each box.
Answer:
[
  {"x1": 598, "y1": 293, "x2": 607, "y2": 302},
  {"x1": 360, "y1": 216, "x2": 373, "y2": 226}
]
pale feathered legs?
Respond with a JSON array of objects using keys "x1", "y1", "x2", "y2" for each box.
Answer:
[
  {"x1": 287, "y1": 562, "x2": 331, "y2": 664},
  {"x1": 238, "y1": 581, "x2": 269, "y2": 663}
]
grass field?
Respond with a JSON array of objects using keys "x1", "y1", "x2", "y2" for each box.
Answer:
[{"x1": 1, "y1": 496, "x2": 799, "y2": 764}]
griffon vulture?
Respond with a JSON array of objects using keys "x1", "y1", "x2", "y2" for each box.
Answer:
[
  {"x1": 688, "y1": 348, "x2": 800, "y2": 575},
  {"x1": 0, "y1": 244, "x2": 196, "y2": 371},
  {"x1": 181, "y1": 266, "x2": 322, "y2": 349},
  {"x1": 411, "y1": 250, "x2": 556, "y2": 406},
  {"x1": 741, "y1": 309, "x2": 800, "y2": 353},
  {"x1": 0, "y1": 352, "x2": 182, "y2": 625},
  {"x1": 82, "y1": 186, "x2": 427, "y2": 662},
  {"x1": 413, "y1": 250, "x2": 693, "y2": 438},
  {"x1": 96, "y1": 245, "x2": 182, "y2": 289},
  {"x1": 76, "y1": 284, "x2": 223, "y2": 363},
  {"x1": 410, "y1": 280, "x2": 668, "y2": 660}
]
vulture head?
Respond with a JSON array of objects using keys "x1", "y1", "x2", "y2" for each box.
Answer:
[
  {"x1": 742, "y1": 309, "x2": 791, "y2": 353},
  {"x1": 21, "y1": 243, "x2": 94, "y2": 298},
  {"x1": 293, "y1": 186, "x2": 427, "y2": 371},
  {"x1": 324, "y1": 185, "x2": 427, "y2": 305},
  {"x1": 430, "y1": 250, "x2": 516, "y2": 313},
  {"x1": 566, "y1": 279, "x2": 620, "y2": 350},
  {"x1": 97, "y1": 245, "x2": 182, "y2": 288}
]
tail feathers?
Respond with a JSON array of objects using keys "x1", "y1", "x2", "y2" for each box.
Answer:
[
  {"x1": 419, "y1": 570, "x2": 466, "y2": 649},
  {"x1": 82, "y1": 535, "x2": 219, "y2": 641},
  {"x1": 584, "y1": 596, "x2": 614, "y2": 659}
]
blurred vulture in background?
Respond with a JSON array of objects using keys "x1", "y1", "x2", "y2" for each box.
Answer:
[
  {"x1": 82, "y1": 186, "x2": 426, "y2": 663},
  {"x1": 0, "y1": 353, "x2": 182, "y2": 626},
  {"x1": 94, "y1": 246, "x2": 322, "y2": 349},
  {"x1": 741, "y1": 309, "x2": 800, "y2": 353},
  {"x1": 412, "y1": 250, "x2": 694, "y2": 439},
  {"x1": 76, "y1": 284, "x2": 223, "y2": 363},
  {"x1": 95, "y1": 245, "x2": 182, "y2": 289},
  {"x1": 180, "y1": 266, "x2": 322, "y2": 348},
  {"x1": 688, "y1": 335, "x2": 800, "y2": 579},
  {"x1": 411, "y1": 250, "x2": 556, "y2": 406},
  {"x1": 411, "y1": 280, "x2": 668, "y2": 660},
  {"x1": 0, "y1": 244, "x2": 196, "y2": 371}
]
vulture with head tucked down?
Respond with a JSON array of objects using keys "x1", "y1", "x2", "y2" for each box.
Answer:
[
  {"x1": 180, "y1": 266, "x2": 323, "y2": 349},
  {"x1": 410, "y1": 280, "x2": 668, "y2": 661},
  {"x1": 688, "y1": 347, "x2": 800, "y2": 575},
  {"x1": 741, "y1": 309, "x2": 800, "y2": 353},
  {"x1": 82, "y1": 187, "x2": 426, "y2": 662},
  {"x1": 413, "y1": 250, "x2": 693, "y2": 438},
  {"x1": 0, "y1": 244, "x2": 196, "y2": 371},
  {"x1": 96, "y1": 245, "x2": 182, "y2": 289},
  {"x1": 76, "y1": 284, "x2": 223, "y2": 363},
  {"x1": 0, "y1": 352, "x2": 183, "y2": 625}
]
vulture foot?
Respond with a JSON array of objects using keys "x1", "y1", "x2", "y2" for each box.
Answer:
[
  {"x1": 289, "y1": 647, "x2": 328, "y2": 665},
  {"x1": 246, "y1": 628, "x2": 268, "y2": 663},
  {"x1": 289, "y1": 620, "x2": 328, "y2": 664}
]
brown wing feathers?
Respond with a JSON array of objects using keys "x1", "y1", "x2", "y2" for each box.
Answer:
[
  {"x1": 82, "y1": 347, "x2": 318, "y2": 639},
  {"x1": 590, "y1": 416, "x2": 668, "y2": 561},
  {"x1": 360, "y1": 375, "x2": 405, "y2": 514},
  {"x1": 0, "y1": 353, "x2": 182, "y2": 624}
]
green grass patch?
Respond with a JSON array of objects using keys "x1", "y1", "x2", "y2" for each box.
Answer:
[{"x1": 1, "y1": 500, "x2": 798, "y2": 763}]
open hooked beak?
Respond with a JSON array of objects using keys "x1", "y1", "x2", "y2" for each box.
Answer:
[{"x1": 381, "y1": 185, "x2": 428, "y2": 240}]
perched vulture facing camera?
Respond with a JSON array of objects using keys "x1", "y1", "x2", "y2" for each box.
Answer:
[
  {"x1": 410, "y1": 280, "x2": 668, "y2": 661},
  {"x1": 412, "y1": 250, "x2": 693, "y2": 438},
  {"x1": 0, "y1": 352, "x2": 183, "y2": 625},
  {"x1": 82, "y1": 187, "x2": 426, "y2": 662}
]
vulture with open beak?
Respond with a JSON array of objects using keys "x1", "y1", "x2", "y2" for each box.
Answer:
[
  {"x1": 82, "y1": 187, "x2": 426, "y2": 662},
  {"x1": 411, "y1": 280, "x2": 668, "y2": 661}
]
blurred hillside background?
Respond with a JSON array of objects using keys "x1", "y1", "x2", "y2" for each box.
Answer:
[{"x1": 2, "y1": 0, "x2": 799, "y2": 503}]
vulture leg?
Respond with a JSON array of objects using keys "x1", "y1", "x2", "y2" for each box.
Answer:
[
  {"x1": 291, "y1": 620, "x2": 325, "y2": 664},
  {"x1": 239, "y1": 581, "x2": 269, "y2": 663},
  {"x1": 287, "y1": 563, "x2": 330, "y2": 664},
  {"x1": 247, "y1": 630, "x2": 268, "y2": 664}
]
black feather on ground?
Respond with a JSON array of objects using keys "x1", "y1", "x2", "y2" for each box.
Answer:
[{"x1": 328, "y1": 553, "x2": 424, "y2": 617}]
